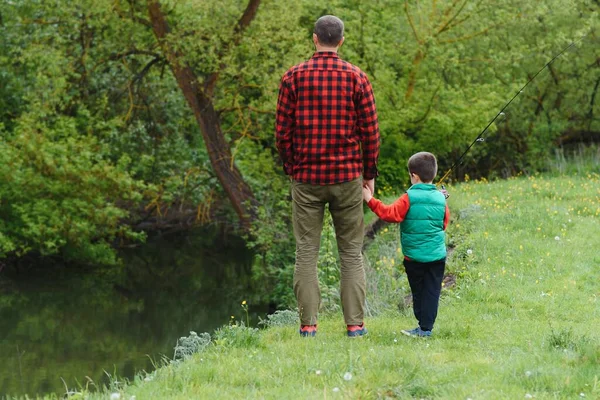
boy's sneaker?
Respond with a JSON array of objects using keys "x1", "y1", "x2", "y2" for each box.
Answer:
[
  {"x1": 347, "y1": 323, "x2": 367, "y2": 337},
  {"x1": 299, "y1": 325, "x2": 317, "y2": 337},
  {"x1": 401, "y1": 327, "x2": 431, "y2": 337},
  {"x1": 401, "y1": 327, "x2": 420, "y2": 336}
]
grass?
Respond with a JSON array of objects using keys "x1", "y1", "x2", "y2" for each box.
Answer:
[{"x1": 12, "y1": 168, "x2": 600, "y2": 400}]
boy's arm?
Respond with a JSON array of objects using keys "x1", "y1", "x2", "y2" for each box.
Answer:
[
  {"x1": 443, "y1": 204, "x2": 450, "y2": 230},
  {"x1": 367, "y1": 193, "x2": 410, "y2": 223}
]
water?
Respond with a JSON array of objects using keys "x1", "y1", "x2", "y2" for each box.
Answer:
[{"x1": 0, "y1": 228, "x2": 268, "y2": 398}]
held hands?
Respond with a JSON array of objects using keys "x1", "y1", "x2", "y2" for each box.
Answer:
[
  {"x1": 362, "y1": 179, "x2": 374, "y2": 203},
  {"x1": 362, "y1": 186, "x2": 373, "y2": 203}
]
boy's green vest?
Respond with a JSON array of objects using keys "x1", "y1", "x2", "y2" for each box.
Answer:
[{"x1": 400, "y1": 183, "x2": 447, "y2": 263}]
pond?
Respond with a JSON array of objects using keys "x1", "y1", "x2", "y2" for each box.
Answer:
[{"x1": 0, "y1": 228, "x2": 270, "y2": 398}]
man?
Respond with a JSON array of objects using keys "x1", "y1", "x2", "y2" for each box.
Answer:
[{"x1": 275, "y1": 15, "x2": 380, "y2": 337}]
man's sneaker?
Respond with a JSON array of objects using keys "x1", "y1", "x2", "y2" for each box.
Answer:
[
  {"x1": 347, "y1": 323, "x2": 367, "y2": 337},
  {"x1": 299, "y1": 325, "x2": 317, "y2": 337},
  {"x1": 401, "y1": 327, "x2": 431, "y2": 337}
]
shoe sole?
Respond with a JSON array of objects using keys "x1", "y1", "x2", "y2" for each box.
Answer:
[{"x1": 401, "y1": 331, "x2": 431, "y2": 338}]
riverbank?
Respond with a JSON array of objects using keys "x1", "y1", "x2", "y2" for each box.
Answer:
[{"x1": 12, "y1": 170, "x2": 600, "y2": 400}]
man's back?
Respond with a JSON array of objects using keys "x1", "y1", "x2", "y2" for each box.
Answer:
[{"x1": 276, "y1": 52, "x2": 379, "y2": 185}]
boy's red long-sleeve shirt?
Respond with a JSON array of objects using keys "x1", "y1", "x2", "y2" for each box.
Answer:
[{"x1": 367, "y1": 194, "x2": 450, "y2": 229}]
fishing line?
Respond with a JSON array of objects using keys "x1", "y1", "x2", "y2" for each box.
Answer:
[{"x1": 437, "y1": 34, "x2": 591, "y2": 186}]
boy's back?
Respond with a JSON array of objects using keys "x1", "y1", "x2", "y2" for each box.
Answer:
[{"x1": 401, "y1": 183, "x2": 447, "y2": 263}]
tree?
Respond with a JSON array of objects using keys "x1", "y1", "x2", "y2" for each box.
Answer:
[{"x1": 145, "y1": 0, "x2": 261, "y2": 229}]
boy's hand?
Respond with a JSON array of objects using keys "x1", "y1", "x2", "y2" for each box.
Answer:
[
  {"x1": 362, "y1": 186, "x2": 373, "y2": 203},
  {"x1": 440, "y1": 185, "x2": 450, "y2": 199}
]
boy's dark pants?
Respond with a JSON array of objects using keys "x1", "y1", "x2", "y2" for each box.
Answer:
[{"x1": 403, "y1": 258, "x2": 446, "y2": 331}]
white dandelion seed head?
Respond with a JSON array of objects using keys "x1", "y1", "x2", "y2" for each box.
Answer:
[
  {"x1": 525, "y1": 370, "x2": 532, "y2": 377},
  {"x1": 525, "y1": 394, "x2": 533, "y2": 399},
  {"x1": 110, "y1": 394, "x2": 121, "y2": 400},
  {"x1": 467, "y1": 249, "x2": 473, "y2": 255},
  {"x1": 580, "y1": 394, "x2": 585, "y2": 398},
  {"x1": 315, "y1": 370, "x2": 322, "y2": 375},
  {"x1": 333, "y1": 387, "x2": 340, "y2": 393},
  {"x1": 343, "y1": 372, "x2": 353, "y2": 381},
  {"x1": 555, "y1": 236, "x2": 560, "y2": 241},
  {"x1": 394, "y1": 339, "x2": 398, "y2": 343}
]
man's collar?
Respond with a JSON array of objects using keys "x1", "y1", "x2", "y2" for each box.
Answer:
[{"x1": 312, "y1": 51, "x2": 340, "y2": 58}]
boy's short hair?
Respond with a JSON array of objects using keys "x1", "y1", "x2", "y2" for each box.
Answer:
[{"x1": 408, "y1": 152, "x2": 438, "y2": 183}]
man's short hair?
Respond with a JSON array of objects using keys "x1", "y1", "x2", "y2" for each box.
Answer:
[
  {"x1": 314, "y1": 15, "x2": 344, "y2": 47},
  {"x1": 408, "y1": 152, "x2": 438, "y2": 183}
]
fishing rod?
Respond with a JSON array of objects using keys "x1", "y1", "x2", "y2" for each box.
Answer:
[{"x1": 437, "y1": 39, "x2": 582, "y2": 186}]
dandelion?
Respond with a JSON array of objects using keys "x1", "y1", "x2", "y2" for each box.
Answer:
[
  {"x1": 467, "y1": 249, "x2": 473, "y2": 255},
  {"x1": 241, "y1": 301, "x2": 249, "y2": 326},
  {"x1": 110, "y1": 394, "x2": 121, "y2": 400},
  {"x1": 525, "y1": 394, "x2": 533, "y2": 399},
  {"x1": 343, "y1": 372, "x2": 353, "y2": 381},
  {"x1": 555, "y1": 236, "x2": 560, "y2": 241},
  {"x1": 525, "y1": 370, "x2": 532, "y2": 377},
  {"x1": 315, "y1": 370, "x2": 322, "y2": 375},
  {"x1": 333, "y1": 387, "x2": 340, "y2": 393},
  {"x1": 394, "y1": 339, "x2": 398, "y2": 343}
]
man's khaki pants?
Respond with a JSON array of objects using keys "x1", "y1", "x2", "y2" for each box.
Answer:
[{"x1": 291, "y1": 178, "x2": 366, "y2": 326}]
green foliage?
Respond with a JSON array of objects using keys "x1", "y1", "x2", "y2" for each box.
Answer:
[
  {"x1": 258, "y1": 310, "x2": 299, "y2": 328},
  {"x1": 213, "y1": 322, "x2": 260, "y2": 349},
  {"x1": 0, "y1": 114, "x2": 145, "y2": 264},
  {"x1": 173, "y1": 331, "x2": 212, "y2": 361}
]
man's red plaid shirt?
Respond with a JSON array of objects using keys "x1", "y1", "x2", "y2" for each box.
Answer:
[{"x1": 276, "y1": 52, "x2": 380, "y2": 185}]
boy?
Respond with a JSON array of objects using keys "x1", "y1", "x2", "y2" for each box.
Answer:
[{"x1": 362, "y1": 152, "x2": 450, "y2": 337}]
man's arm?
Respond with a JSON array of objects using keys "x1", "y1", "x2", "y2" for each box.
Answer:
[
  {"x1": 356, "y1": 74, "x2": 380, "y2": 181},
  {"x1": 275, "y1": 76, "x2": 296, "y2": 175}
]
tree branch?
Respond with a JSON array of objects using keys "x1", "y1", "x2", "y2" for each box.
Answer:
[
  {"x1": 404, "y1": 0, "x2": 422, "y2": 44},
  {"x1": 114, "y1": 0, "x2": 152, "y2": 28},
  {"x1": 437, "y1": 21, "x2": 506, "y2": 44},
  {"x1": 436, "y1": 0, "x2": 469, "y2": 35},
  {"x1": 204, "y1": 0, "x2": 261, "y2": 96}
]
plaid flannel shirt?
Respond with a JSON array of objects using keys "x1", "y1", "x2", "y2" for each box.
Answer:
[{"x1": 275, "y1": 52, "x2": 380, "y2": 185}]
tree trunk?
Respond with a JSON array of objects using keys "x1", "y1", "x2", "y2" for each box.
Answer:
[{"x1": 146, "y1": 0, "x2": 259, "y2": 229}]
